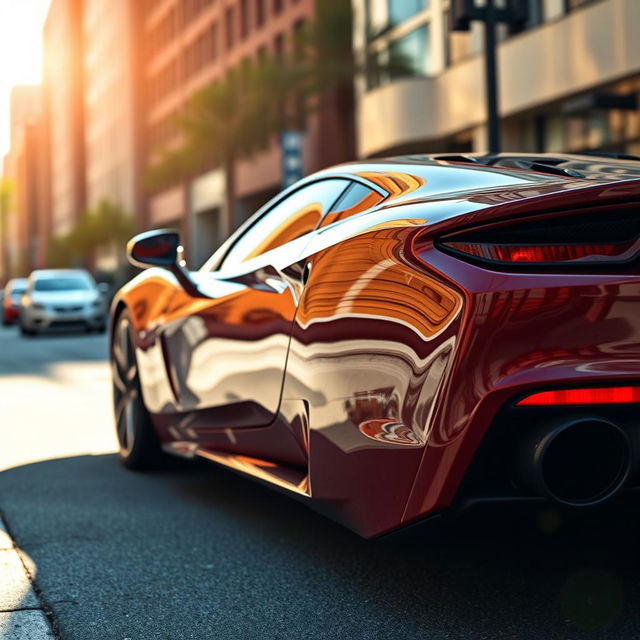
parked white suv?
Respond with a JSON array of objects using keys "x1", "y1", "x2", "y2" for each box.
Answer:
[{"x1": 20, "y1": 269, "x2": 106, "y2": 336}]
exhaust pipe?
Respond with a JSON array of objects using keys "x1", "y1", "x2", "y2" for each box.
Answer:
[{"x1": 516, "y1": 417, "x2": 631, "y2": 507}]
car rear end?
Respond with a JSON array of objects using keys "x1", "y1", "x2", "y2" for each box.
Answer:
[
  {"x1": 2, "y1": 279, "x2": 28, "y2": 325},
  {"x1": 402, "y1": 176, "x2": 640, "y2": 525}
]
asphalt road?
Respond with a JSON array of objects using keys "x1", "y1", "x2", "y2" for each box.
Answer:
[{"x1": 1, "y1": 323, "x2": 640, "y2": 639}]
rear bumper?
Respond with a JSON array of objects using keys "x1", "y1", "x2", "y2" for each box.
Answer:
[
  {"x1": 22, "y1": 308, "x2": 105, "y2": 331},
  {"x1": 401, "y1": 246, "x2": 640, "y2": 528},
  {"x1": 2, "y1": 306, "x2": 18, "y2": 324}
]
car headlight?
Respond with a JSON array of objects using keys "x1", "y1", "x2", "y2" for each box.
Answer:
[
  {"x1": 92, "y1": 300, "x2": 103, "y2": 308},
  {"x1": 32, "y1": 303, "x2": 45, "y2": 311}
]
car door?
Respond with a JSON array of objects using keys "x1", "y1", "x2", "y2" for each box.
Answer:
[{"x1": 158, "y1": 178, "x2": 351, "y2": 431}]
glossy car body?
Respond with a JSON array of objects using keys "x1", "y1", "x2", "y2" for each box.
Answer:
[
  {"x1": 2, "y1": 278, "x2": 28, "y2": 325},
  {"x1": 21, "y1": 269, "x2": 106, "y2": 335},
  {"x1": 111, "y1": 153, "x2": 640, "y2": 538}
]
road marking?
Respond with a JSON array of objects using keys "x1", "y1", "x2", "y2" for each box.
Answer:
[{"x1": 0, "y1": 517, "x2": 55, "y2": 639}]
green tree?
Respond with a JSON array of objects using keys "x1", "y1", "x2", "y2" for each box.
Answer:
[
  {"x1": 46, "y1": 198, "x2": 136, "y2": 272},
  {"x1": 46, "y1": 235, "x2": 74, "y2": 269}
]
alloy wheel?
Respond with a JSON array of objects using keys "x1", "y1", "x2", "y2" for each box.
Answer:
[{"x1": 111, "y1": 317, "x2": 139, "y2": 457}]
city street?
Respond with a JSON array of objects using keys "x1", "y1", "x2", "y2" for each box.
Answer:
[{"x1": 1, "y1": 323, "x2": 640, "y2": 639}]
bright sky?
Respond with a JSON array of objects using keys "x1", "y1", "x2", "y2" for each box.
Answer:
[{"x1": 0, "y1": 0, "x2": 52, "y2": 161}]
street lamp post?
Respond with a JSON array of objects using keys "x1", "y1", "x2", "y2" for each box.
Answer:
[
  {"x1": 450, "y1": 0, "x2": 528, "y2": 153},
  {"x1": 483, "y1": 0, "x2": 500, "y2": 153}
]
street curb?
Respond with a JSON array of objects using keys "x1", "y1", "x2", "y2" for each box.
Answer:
[
  {"x1": 0, "y1": 518, "x2": 12, "y2": 551},
  {"x1": 0, "y1": 514, "x2": 57, "y2": 639},
  {"x1": 0, "y1": 610, "x2": 54, "y2": 639}
]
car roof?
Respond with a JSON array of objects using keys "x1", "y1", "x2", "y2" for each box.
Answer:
[
  {"x1": 29, "y1": 269, "x2": 93, "y2": 282},
  {"x1": 293, "y1": 152, "x2": 640, "y2": 212},
  {"x1": 30, "y1": 269, "x2": 92, "y2": 280},
  {"x1": 338, "y1": 152, "x2": 640, "y2": 182},
  {"x1": 401, "y1": 152, "x2": 640, "y2": 181},
  {"x1": 308, "y1": 152, "x2": 640, "y2": 194},
  {"x1": 6, "y1": 278, "x2": 28, "y2": 289}
]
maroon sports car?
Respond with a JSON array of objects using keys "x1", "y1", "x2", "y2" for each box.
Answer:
[{"x1": 110, "y1": 153, "x2": 640, "y2": 538}]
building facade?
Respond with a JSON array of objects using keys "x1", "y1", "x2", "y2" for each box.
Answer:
[
  {"x1": 82, "y1": 0, "x2": 144, "y2": 272},
  {"x1": 353, "y1": 0, "x2": 640, "y2": 157},
  {"x1": 3, "y1": 86, "x2": 46, "y2": 275},
  {"x1": 43, "y1": 0, "x2": 87, "y2": 239},
  {"x1": 82, "y1": 0, "x2": 143, "y2": 217}
]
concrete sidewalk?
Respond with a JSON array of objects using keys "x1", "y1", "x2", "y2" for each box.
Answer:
[{"x1": 0, "y1": 516, "x2": 55, "y2": 639}]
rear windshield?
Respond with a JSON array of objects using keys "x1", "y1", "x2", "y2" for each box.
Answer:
[{"x1": 34, "y1": 278, "x2": 92, "y2": 292}]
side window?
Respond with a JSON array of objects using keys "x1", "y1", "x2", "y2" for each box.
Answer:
[
  {"x1": 220, "y1": 179, "x2": 350, "y2": 268},
  {"x1": 319, "y1": 182, "x2": 385, "y2": 229}
]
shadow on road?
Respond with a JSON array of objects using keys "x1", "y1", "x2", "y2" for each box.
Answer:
[
  {"x1": 1, "y1": 453, "x2": 640, "y2": 639},
  {"x1": 0, "y1": 327, "x2": 107, "y2": 379}
]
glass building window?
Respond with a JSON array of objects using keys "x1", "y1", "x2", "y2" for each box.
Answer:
[
  {"x1": 240, "y1": 0, "x2": 249, "y2": 39},
  {"x1": 508, "y1": 0, "x2": 543, "y2": 35},
  {"x1": 367, "y1": 0, "x2": 428, "y2": 34},
  {"x1": 225, "y1": 7, "x2": 234, "y2": 50},
  {"x1": 209, "y1": 21, "x2": 218, "y2": 61},
  {"x1": 389, "y1": 0, "x2": 428, "y2": 25},
  {"x1": 255, "y1": 0, "x2": 265, "y2": 27},
  {"x1": 389, "y1": 26, "x2": 428, "y2": 77},
  {"x1": 368, "y1": 25, "x2": 429, "y2": 89}
]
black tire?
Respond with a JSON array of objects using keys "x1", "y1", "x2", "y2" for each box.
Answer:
[
  {"x1": 20, "y1": 323, "x2": 34, "y2": 337},
  {"x1": 111, "y1": 310, "x2": 171, "y2": 470}
]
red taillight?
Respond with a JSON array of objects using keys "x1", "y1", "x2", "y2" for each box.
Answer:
[
  {"x1": 442, "y1": 241, "x2": 635, "y2": 264},
  {"x1": 517, "y1": 386, "x2": 640, "y2": 406}
]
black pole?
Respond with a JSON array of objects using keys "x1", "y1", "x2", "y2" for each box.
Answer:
[{"x1": 483, "y1": 0, "x2": 501, "y2": 152}]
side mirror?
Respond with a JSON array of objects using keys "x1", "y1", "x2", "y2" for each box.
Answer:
[
  {"x1": 127, "y1": 229, "x2": 180, "y2": 269},
  {"x1": 126, "y1": 229, "x2": 202, "y2": 297}
]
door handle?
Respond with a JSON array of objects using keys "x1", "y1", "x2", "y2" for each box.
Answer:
[{"x1": 302, "y1": 262, "x2": 312, "y2": 286}]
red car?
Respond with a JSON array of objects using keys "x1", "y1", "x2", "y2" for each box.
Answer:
[
  {"x1": 2, "y1": 278, "x2": 28, "y2": 326},
  {"x1": 110, "y1": 153, "x2": 640, "y2": 538}
]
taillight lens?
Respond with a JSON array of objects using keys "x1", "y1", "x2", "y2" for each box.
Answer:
[
  {"x1": 517, "y1": 386, "x2": 640, "y2": 406},
  {"x1": 442, "y1": 241, "x2": 636, "y2": 264},
  {"x1": 437, "y1": 206, "x2": 640, "y2": 267}
]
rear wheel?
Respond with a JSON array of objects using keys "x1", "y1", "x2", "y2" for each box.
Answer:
[{"x1": 111, "y1": 310, "x2": 169, "y2": 470}]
